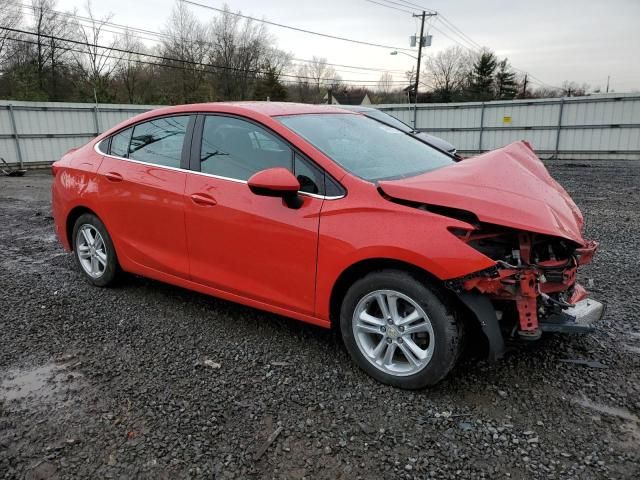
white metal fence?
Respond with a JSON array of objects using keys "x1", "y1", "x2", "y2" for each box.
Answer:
[
  {"x1": 378, "y1": 93, "x2": 640, "y2": 160},
  {"x1": 1, "y1": 94, "x2": 639, "y2": 167},
  {"x1": 0, "y1": 101, "x2": 156, "y2": 167}
]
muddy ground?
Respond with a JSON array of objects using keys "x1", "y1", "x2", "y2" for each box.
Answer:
[{"x1": 1, "y1": 161, "x2": 639, "y2": 479}]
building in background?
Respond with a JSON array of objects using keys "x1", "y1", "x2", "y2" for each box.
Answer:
[{"x1": 325, "y1": 90, "x2": 372, "y2": 105}]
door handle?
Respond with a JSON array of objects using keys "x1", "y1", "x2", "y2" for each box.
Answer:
[
  {"x1": 190, "y1": 193, "x2": 217, "y2": 206},
  {"x1": 105, "y1": 171, "x2": 123, "y2": 182}
]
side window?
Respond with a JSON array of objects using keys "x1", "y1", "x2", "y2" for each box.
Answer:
[
  {"x1": 294, "y1": 153, "x2": 324, "y2": 195},
  {"x1": 325, "y1": 176, "x2": 345, "y2": 197},
  {"x1": 109, "y1": 128, "x2": 132, "y2": 158},
  {"x1": 128, "y1": 116, "x2": 189, "y2": 168},
  {"x1": 96, "y1": 138, "x2": 110, "y2": 154},
  {"x1": 200, "y1": 116, "x2": 292, "y2": 181}
]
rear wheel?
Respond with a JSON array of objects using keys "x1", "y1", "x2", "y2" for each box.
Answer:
[
  {"x1": 340, "y1": 270, "x2": 463, "y2": 389},
  {"x1": 72, "y1": 213, "x2": 119, "y2": 287}
]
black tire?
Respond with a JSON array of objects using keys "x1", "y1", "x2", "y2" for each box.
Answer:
[
  {"x1": 72, "y1": 213, "x2": 119, "y2": 287},
  {"x1": 340, "y1": 270, "x2": 463, "y2": 389}
]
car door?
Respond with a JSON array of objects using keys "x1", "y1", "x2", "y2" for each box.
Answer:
[
  {"x1": 96, "y1": 115, "x2": 194, "y2": 279},
  {"x1": 184, "y1": 114, "x2": 325, "y2": 315}
]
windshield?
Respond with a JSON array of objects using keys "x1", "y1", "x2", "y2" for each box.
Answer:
[{"x1": 278, "y1": 114, "x2": 454, "y2": 181}]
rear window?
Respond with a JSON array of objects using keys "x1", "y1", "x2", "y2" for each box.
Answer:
[
  {"x1": 109, "y1": 128, "x2": 132, "y2": 158},
  {"x1": 129, "y1": 116, "x2": 189, "y2": 168}
]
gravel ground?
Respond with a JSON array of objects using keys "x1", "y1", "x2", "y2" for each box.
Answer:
[{"x1": 1, "y1": 161, "x2": 639, "y2": 480}]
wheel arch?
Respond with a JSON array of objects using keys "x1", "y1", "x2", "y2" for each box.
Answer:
[
  {"x1": 328, "y1": 257, "x2": 491, "y2": 355},
  {"x1": 65, "y1": 205, "x2": 100, "y2": 251},
  {"x1": 329, "y1": 258, "x2": 442, "y2": 326}
]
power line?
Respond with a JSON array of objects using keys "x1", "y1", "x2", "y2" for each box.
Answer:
[
  {"x1": 438, "y1": 15, "x2": 483, "y2": 50},
  {"x1": 390, "y1": 1, "x2": 483, "y2": 50},
  {"x1": 19, "y1": 2, "x2": 170, "y2": 40},
  {"x1": 385, "y1": 0, "x2": 436, "y2": 14},
  {"x1": 2, "y1": 33, "x2": 304, "y2": 86},
  {"x1": 363, "y1": 0, "x2": 415, "y2": 15},
  {"x1": 426, "y1": 20, "x2": 478, "y2": 52},
  {"x1": 366, "y1": 1, "x2": 481, "y2": 52},
  {"x1": 182, "y1": 0, "x2": 415, "y2": 52},
  {"x1": 6, "y1": 35, "x2": 402, "y2": 91},
  {"x1": 1, "y1": 26, "x2": 412, "y2": 85},
  {"x1": 5, "y1": 34, "x2": 395, "y2": 88},
  {"x1": 433, "y1": 18, "x2": 480, "y2": 51},
  {"x1": 385, "y1": 0, "x2": 566, "y2": 90},
  {"x1": 19, "y1": 3, "x2": 408, "y2": 78}
]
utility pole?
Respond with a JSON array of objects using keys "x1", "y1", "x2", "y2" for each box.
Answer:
[
  {"x1": 521, "y1": 73, "x2": 528, "y2": 99},
  {"x1": 411, "y1": 11, "x2": 436, "y2": 127},
  {"x1": 606, "y1": 75, "x2": 610, "y2": 93}
]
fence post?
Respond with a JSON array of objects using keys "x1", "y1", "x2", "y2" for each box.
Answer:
[
  {"x1": 554, "y1": 98, "x2": 565, "y2": 159},
  {"x1": 478, "y1": 102, "x2": 486, "y2": 152},
  {"x1": 8, "y1": 104, "x2": 24, "y2": 169},
  {"x1": 93, "y1": 105, "x2": 101, "y2": 136}
]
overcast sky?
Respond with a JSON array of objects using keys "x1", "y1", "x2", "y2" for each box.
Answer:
[{"x1": 56, "y1": 0, "x2": 640, "y2": 92}]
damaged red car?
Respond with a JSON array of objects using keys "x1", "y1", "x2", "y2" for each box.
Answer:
[{"x1": 51, "y1": 103, "x2": 604, "y2": 389}]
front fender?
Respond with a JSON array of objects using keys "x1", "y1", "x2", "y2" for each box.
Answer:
[{"x1": 314, "y1": 199, "x2": 496, "y2": 321}]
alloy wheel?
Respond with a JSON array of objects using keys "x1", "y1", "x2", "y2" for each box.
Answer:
[
  {"x1": 76, "y1": 224, "x2": 107, "y2": 278},
  {"x1": 352, "y1": 289, "x2": 435, "y2": 376}
]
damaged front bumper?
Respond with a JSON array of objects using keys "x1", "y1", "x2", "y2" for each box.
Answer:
[
  {"x1": 540, "y1": 298, "x2": 606, "y2": 334},
  {"x1": 446, "y1": 234, "x2": 603, "y2": 360}
]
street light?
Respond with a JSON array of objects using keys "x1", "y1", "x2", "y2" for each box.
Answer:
[
  {"x1": 390, "y1": 50, "x2": 421, "y2": 127},
  {"x1": 390, "y1": 50, "x2": 418, "y2": 60}
]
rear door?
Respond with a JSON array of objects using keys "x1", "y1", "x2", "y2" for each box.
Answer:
[
  {"x1": 184, "y1": 114, "x2": 326, "y2": 314},
  {"x1": 96, "y1": 115, "x2": 194, "y2": 279}
]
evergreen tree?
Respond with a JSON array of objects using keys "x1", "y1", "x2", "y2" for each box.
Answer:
[
  {"x1": 495, "y1": 59, "x2": 517, "y2": 99},
  {"x1": 471, "y1": 51, "x2": 497, "y2": 100},
  {"x1": 254, "y1": 66, "x2": 287, "y2": 101}
]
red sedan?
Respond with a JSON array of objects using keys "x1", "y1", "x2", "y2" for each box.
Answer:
[{"x1": 51, "y1": 102, "x2": 603, "y2": 389}]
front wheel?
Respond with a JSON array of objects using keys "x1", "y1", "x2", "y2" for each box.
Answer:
[
  {"x1": 340, "y1": 270, "x2": 463, "y2": 389},
  {"x1": 72, "y1": 213, "x2": 119, "y2": 287}
]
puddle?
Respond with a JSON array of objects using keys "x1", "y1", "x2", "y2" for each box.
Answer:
[
  {"x1": 572, "y1": 396, "x2": 639, "y2": 423},
  {"x1": 0, "y1": 360, "x2": 80, "y2": 403},
  {"x1": 623, "y1": 344, "x2": 640, "y2": 355}
]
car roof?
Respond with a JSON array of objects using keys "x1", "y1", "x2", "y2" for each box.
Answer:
[
  {"x1": 95, "y1": 102, "x2": 360, "y2": 145},
  {"x1": 334, "y1": 105, "x2": 375, "y2": 113},
  {"x1": 145, "y1": 102, "x2": 355, "y2": 118}
]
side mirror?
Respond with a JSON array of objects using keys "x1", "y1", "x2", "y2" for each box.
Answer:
[{"x1": 247, "y1": 168, "x2": 303, "y2": 209}]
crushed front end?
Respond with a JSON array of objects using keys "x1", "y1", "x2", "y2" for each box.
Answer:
[
  {"x1": 446, "y1": 226, "x2": 604, "y2": 343},
  {"x1": 377, "y1": 141, "x2": 605, "y2": 359}
]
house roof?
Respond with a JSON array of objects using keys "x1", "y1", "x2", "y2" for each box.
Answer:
[{"x1": 330, "y1": 91, "x2": 370, "y2": 105}]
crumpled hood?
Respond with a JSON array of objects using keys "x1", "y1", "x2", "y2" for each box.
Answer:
[{"x1": 378, "y1": 141, "x2": 586, "y2": 244}]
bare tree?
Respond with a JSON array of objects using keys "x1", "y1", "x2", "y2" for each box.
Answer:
[
  {"x1": 561, "y1": 81, "x2": 590, "y2": 97},
  {"x1": 72, "y1": 0, "x2": 121, "y2": 102},
  {"x1": 424, "y1": 46, "x2": 470, "y2": 102},
  {"x1": 377, "y1": 72, "x2": 393, "y2": 96},
  {"x1": 29, "y1": 0, "x2": 75, "y2": 98},
  {"x1": 0, "y1": 0, "x2": 21, "y2": 61},
  {"x1": 209, "y1": 4, "x2": 272, "y2": 100},
  {"x1": 399, "y1": 67, "x2": 417, "y2": 102},
  {"x1": 304, "y1": 56, "x2": 338, "y2": 103},
  {"x1": 161, "y1": 0, "x2": 210, "y2": 103},
  {"x1": 262, "y1": 47, "x2": 291, "y2": 77},
  {"x1": 531, "y1": 86, "x2": 561, "y2": 98},
  {"x1": 115, "y1": 29, "x2": 146, "y2": 103},
  {"x1": 291, "y1": 64, "x2": 312, "y2": 103}
]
